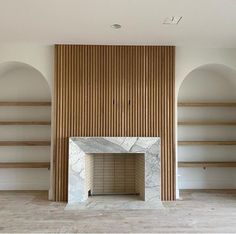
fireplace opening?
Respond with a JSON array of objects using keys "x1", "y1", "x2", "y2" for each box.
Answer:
[{"x1": 85, "y1": 153, "x2": 145, "y2": 200}]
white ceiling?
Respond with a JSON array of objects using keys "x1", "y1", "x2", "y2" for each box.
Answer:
[{"x1": 0, "y1": 0, "x2": 236, "y2": 47}]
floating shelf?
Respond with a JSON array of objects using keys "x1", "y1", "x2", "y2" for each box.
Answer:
[
  {"x1": 178, "y1": 162, "x2": 236, "y2": 168},
  {"x1": 0, "y1": 121, "x2": 51, "y2": 125},
  {"x1": 0, "y1": 101, "x2": 51, "y2": 106},
  {"x1": 0, "y1": 162, "x2": 50, "y2": 168},
  {"x1": 178, "y1": 141, "x2": 236, "y2": 145},
  {"x1": 178, "y1": 102, "x2": 236, "y2": 107},
  {"x1": 178, "y1": 121, "x2": 236, "y2": 126},
  {"x1": 0, "y1": 141, "x2": 51, "y2": 146}
]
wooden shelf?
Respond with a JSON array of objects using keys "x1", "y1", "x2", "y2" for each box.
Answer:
[
  {"x1": 0, "y1": 141, "x2": 51, "y2": 146},
  {"x1": 178, "y1": 102, "x2": 236, "y2": 107},
  {"x1": 0, "y1": 121, "x2": 51, "y2": 125},
  {"x1": 0, "y1": 101, "x2": 51, "y2": 106},
  {"x1": 178, "y1": 121, "x2": 236, "y2": 126},
  {"x1": 0, "y1": 162, "x2": 50, "y2": 168},
  {"x1": 178, "y1": 141, "x2": 236, "y2": 145},
  {"x1": 178, "y1": 162, "x2": 236, "y2": 168}
]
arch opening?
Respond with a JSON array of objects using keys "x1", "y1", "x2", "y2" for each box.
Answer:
[
  {"x1": 0, "y1": 61, "x2": 52, "y2": 194},
  {"x1": 177, "y1": 63, "x2": 236, "y2": 197}
]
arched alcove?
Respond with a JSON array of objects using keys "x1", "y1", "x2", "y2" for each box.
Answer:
[
  {"x1": 178, "y1": 64, "x2": 236, "y2": 102},
  {"x1": 0, "y1": 61, "x2": 51, "y2": 100},
  {"x1": 177, "y1": 64, "x2": 236, "y2": 194},
  {"x1": 0, "y1": 61, "x2": 51, "y2": 191}
]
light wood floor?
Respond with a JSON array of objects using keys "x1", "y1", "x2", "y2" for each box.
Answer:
[{"x1": 0, "y1": 190, "x2": 236, "y2": 233}]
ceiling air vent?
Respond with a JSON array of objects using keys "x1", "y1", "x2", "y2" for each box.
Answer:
[{"x1": 163, "y1": 16, "x2": 182, "y2": 25}]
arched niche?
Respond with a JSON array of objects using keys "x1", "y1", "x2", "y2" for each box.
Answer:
[
  {"x1": 0, "y1": 61, "x2": 51, "y2": 192},
  {"x1": 178, "y1": 64, "x2": 236, "y2": 102},
  {"x1": 177, "y1": 63, "x2": 236, "y2": 193},
  {"x1": 0, "y1": 61, "x2": 51, "y2": 101}
]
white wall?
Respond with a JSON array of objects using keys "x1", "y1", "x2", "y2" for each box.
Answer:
[
  {"x1": 176, "y1": 48, "x2": 236, "y2": 196},
  {"x1": 0, "y1": 44, "x2": 53, "y2": 194},
  {"x1": 0, "y1": 65, "x2": 51, "y2": 190},
  {"x1": 178, "y1": 66, "x2": 236, "y2": 189},
  {"x1": 0, "y1": 43, "x2": 53, "y2": 89},
  {"x1": 176, "y1": 47, "x2": 236, "y2": 91}
]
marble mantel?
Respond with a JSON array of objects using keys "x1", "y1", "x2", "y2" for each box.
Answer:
[{"x1": 68, "y1": 137, "x2": 161, "y2": 206}]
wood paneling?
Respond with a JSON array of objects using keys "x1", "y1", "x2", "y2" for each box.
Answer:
[{"x1": 54, "y1": 45, "x2": 175, "y2": 201}]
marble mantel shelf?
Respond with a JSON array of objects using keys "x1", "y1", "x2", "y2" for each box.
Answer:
[{"x1": 68, "y1": 137, "x2": 161, "y2": 208}]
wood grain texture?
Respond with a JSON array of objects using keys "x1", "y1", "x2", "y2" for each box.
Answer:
[
  {"x1": 2, "y1": 190, "x2": 236, "y2": 233},
  {"x1": 178, "y1": 102, "x2": 236, "y2": 107},
  {"x1": 0, "y1": 101, "x2": 51, "y2": 106},
  {"x1": 0, "y1": 121, "x2": 51, "y2": 125},
  {"x1": 0, "y1": 141, "x2": 51, "y2": 146},
  {"x1": 0, "y1": 162, "x2": 50, "y2": 168},
  {"x1": 53, "y1": 45, "x2": 175, "y2": 201},
  {"x1": 178, "y1": 162, "x2": 236, "y2": 168},
  {"x1": 178, "y1": 141, "x2": 236, "y2": 145},
  {"x1": 178, "y1": 121, "x2": 236, "y2": 126}
]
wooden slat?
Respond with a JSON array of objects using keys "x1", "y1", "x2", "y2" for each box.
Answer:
[
  {"x1": 178, "y1": 162, "x2": 236, "y2": 168},
  {"x1": 0, "y1": 141, "x2": 51, "y2": 146},
  {"x1": 54, "y1": 45, "x2": 175, "y2": 202},
  {"x1": 0, "y1": 121, "x2": 51, "y2": 125},
  {"x1": 0, "y1": 162, "x2": 50, "y2": 168},
  {"x1": 178, "y1": 141, "x2": 236, "y2": 145},
  {"x1": 0, "y1": 101, "x2": 51, "y2": 106},
  {"x1": 178, "y1": 102, "x2": 236, "y2": 107},
  {"x1": 178, "y1": 121, "x2": 236, "y2": 126}
]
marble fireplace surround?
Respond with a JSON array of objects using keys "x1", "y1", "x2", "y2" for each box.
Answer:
[{"x1": 68, "y1": 137, "x2": 161, "y2": 208}]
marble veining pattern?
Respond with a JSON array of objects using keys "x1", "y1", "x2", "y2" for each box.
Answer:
[{"x1": 68, "y1": 137, "x2": 161, "y2": 208}]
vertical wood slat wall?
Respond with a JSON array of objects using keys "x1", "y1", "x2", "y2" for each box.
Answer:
[{"x1": 54, "y1": 45, "x2": 175, "y2": 201}]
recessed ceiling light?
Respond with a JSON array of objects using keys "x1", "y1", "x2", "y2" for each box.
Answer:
[
  {"x1": 163, "y1": 16, "x2": 182, "y2": 25},
  {"x1": 111, "y1": 24, "x2": 122, "y2": 29}
]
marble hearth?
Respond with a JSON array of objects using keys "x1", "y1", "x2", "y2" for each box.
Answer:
[{"x1": 68, "y1": 137, "x2": 161, "y2": 209}]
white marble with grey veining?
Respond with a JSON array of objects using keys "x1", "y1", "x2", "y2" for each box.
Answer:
[
  {"x1": 66, "y1": 195, "x2": 163, "y2": 210},
  {"x1": 68, "y1": 137, "x2": 161, "y2": 208}
]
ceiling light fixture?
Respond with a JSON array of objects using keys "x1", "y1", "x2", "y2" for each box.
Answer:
[
  {"x1": 111, "y1": 24, "x2": 122, "y2": 29},
  {"x1": 163, "y1": 16, "x2": 182, "y2": 25}
]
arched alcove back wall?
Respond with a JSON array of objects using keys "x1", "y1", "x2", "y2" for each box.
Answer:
[
  {"x1": 177, "y1": 64, "x2": 236, "y2": 190},
  {"x1": 0, "y1": 61, "x2": 51, "y2": 191}
]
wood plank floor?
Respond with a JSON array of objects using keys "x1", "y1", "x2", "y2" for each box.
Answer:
[{"x1": 0, "y1": 190, "x2": 236, "y2": 233}]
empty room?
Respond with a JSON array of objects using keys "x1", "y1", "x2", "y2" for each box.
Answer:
[{"x1": 0, "y1": 0, "x2": 236, "y2": 233}]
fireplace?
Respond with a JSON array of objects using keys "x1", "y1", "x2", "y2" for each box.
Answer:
[
  {"x1": 86, "y1": 153, "x2": 145, "y2": 199},
  {"x1": 68, "y1": 137, "x2": 161, "y2": 208}
]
